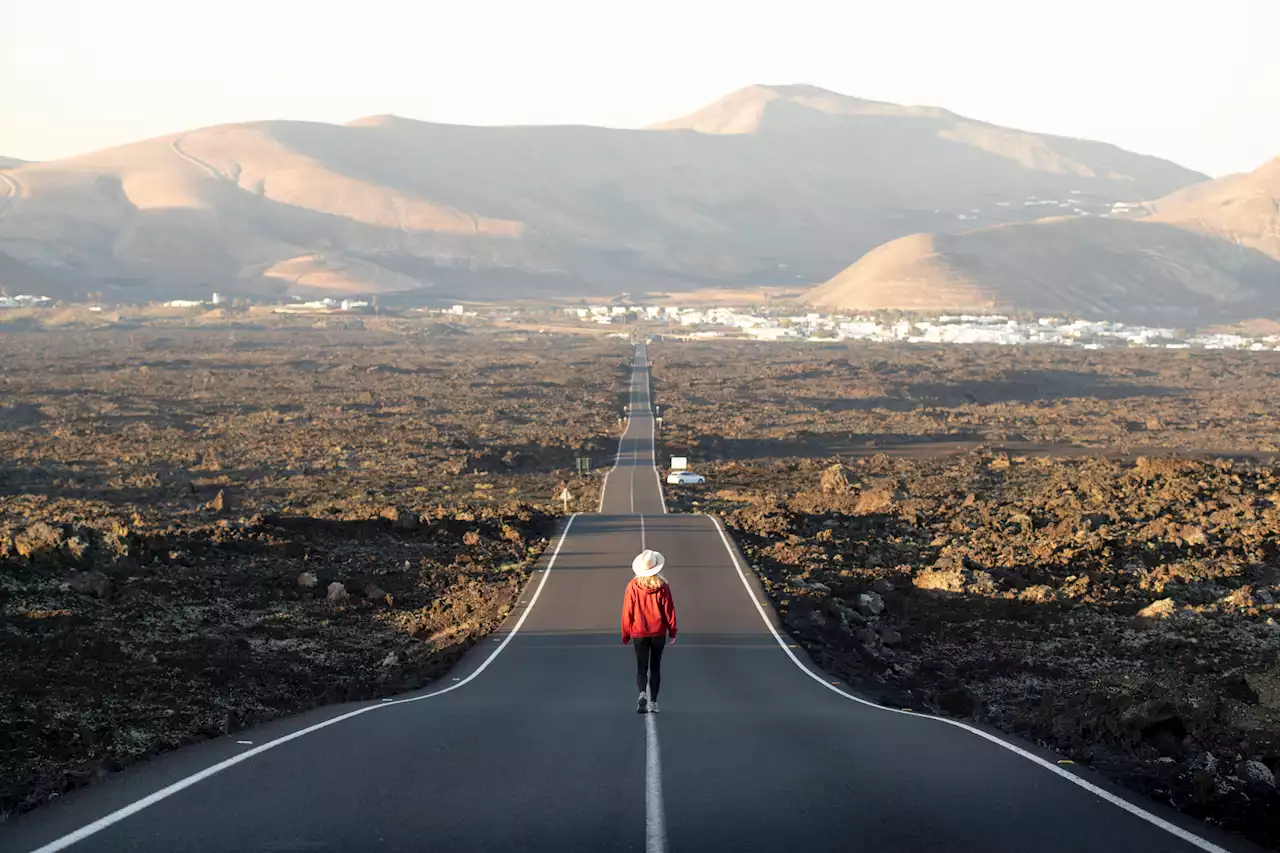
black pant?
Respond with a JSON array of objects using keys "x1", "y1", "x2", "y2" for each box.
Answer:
[{"x1": 634, "y1": 636, "x2": 666, "y2": 700}]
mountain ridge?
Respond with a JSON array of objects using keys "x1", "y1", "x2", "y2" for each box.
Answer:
[
  {"x1": 806, "y1": 154, "x2": 1280, "y2": 325},
  {"x1": 0, "y1": 85, "x2": 1208, "y2": 304},
  {"x1": 650, "y1": 84, "x2": 957, "y2": 134}
]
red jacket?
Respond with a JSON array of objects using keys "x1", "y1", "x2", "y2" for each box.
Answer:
[{"x1": 621, "y1": 578, "x2": 677, "y2": 643}]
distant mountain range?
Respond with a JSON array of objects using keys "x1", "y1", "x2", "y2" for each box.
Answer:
[
  {"x1": 0, "y1": 85, "x2": 1209, "y2": 310},
  {"x1": 807, "y1": 156, "x2": 1280, "y2": 325}
]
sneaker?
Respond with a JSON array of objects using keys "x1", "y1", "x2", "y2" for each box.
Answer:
[
  {"x1": 636, "y1": 692, "x2": 648, "y2": 714},
  {"x1": 648, "y1": 701, "x2": 659, "y2": 714}
]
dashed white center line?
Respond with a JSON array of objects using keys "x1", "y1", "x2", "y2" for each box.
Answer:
[{"x1": 644, "y1": 713, "x2": 667, "y2": 853}]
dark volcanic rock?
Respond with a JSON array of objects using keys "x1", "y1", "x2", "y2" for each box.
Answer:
[
  {"x1": 652, "y1": 340, "x2": 1280, "y2": 849},
  {"x1": 0, "y1": 324, "x2": 623, "y2": 821},
  {"x1": 68, "y1": 571, "x2": 114, "y2": 599}
]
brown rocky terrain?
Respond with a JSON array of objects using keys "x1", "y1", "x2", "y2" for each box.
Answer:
[
  {"x1": 651, "y1": 340, "x2": 1280, "y2": 849},
  {"x1": 0, "y1": 319, "x2": 626, "y2": 819},
  {"x1": 651, "y1": 339, "x2": 1280, "y2": 456}
]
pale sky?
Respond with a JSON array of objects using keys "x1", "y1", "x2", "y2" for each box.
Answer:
[{"x1": 2, "y1": 0, "x2": 1278, "y2": 176}]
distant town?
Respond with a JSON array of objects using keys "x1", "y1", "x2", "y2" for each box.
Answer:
[
  {"x1": 563, "y1": 304, "x2": 1280, "y2": 351},
  {"x1": 0, "y1": 294, "x2": 51, "y2": 309},
  {"x1": 2, "y1": 292, "x2": 1277, "y2": 351}
]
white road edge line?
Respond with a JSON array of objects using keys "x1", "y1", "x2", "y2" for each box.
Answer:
[
  {"x1": 629, "y1": 351, "x2": 638, "y2": 514},
  {"x1": 26, "y1": 515, "x2": 582, "y2": 853},
  {"x1": 644, "y1": 712, "x2": 668, "y2": 853},
  {"x1": 642, "y1": 348, "x2": 668, "y2": 514},
  {"x1": 598, "y1": 468, "x2": 615, "y2": 513},
  {"x1": 599, "y1": 349, "x2": 641, "y2": 513},
  {"x1": 706, "y1": 515, "x2": 1233, "y2": 853}
]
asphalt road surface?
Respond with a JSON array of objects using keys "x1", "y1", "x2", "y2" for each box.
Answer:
[{"x1": 1, "y1": 345, "x2": 1256, "y2": 853}]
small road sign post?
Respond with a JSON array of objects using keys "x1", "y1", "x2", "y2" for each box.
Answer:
[{"x1": 559, "y1": 487, "x2": 572, "y2": 513}]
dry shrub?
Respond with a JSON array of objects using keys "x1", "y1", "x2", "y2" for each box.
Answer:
[
  {"x1": 820, "y1": 464, "x2": 856, "y2": 495},
  {"x1": 854, "y1": 488, "x2": 895, "y2": 515}
]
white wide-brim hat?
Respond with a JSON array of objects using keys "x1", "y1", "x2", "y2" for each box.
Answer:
[{"x1": 632, "y1": 549, "x2": 666, "y2": 578}]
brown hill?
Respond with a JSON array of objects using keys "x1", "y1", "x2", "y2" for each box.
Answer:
[
  {"x1": 0, "y1": 85, "x2": 1206, "y2": 302},
  {"x1": 253, "y1": 253, "x2": 432, "y2": 297},
  {"x1": 806, "y1": 156, "x2": 1280, "y2": 325},
  {"x1": 654, "y1": 85, "x2": 1198, "y2": 198},
  {"x1": 650, "y1": 84, "x2": 954, "y2": 133},
  {"x1": 1148, "y1": 156, "x2": 1280, "y2": 258}
]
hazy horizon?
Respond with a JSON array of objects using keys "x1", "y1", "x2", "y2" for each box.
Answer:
[{"x1": 3, "y1": 0, "x2": 1279, "y2": 176}]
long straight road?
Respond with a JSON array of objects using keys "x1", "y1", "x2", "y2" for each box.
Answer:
[
  {"x1": 1, "y1": 345, "x2": 1254, "y2": 853},
  {"x1": 599, "y1": 346, "x2": 666, "y2": 516}
]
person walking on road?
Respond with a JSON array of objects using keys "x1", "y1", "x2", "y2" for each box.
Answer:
[{"x1": 622, "y1": 549, "x2": 678, "y2": 714}]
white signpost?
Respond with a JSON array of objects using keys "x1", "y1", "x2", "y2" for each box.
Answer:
[
  {"x1": 670, "y1": 457, "x2": 688, "y2": 471},
  {"x1": 559, "y1": 488, "x2": 573, "y2": 512}
]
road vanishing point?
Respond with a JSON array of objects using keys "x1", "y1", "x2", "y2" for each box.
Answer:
[{"x1": 1, "y1": 345, "x2": 1258, "y2": 853}]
